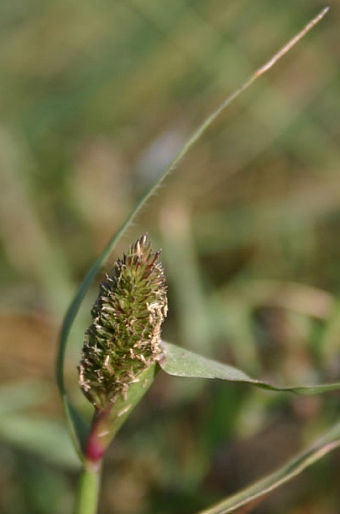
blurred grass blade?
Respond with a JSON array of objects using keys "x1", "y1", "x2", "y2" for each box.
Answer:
[
  {"x1": 160, "y1": 342, "x2": 340, "y2": 394},
  {"x1": 0, "y1": 414, "x2": 79, "y2": 469},
  {"x1": 0, "y1": 381, "x2": 50, "y2": 414},
  {"x1": 197, "y1": 420, "x2": 340, "y2": 514},
  {"x1": 56, "y1": 7, "x2": 329, "y2": 460}
]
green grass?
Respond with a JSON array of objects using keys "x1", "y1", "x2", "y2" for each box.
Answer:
[{"x1": 1, "y1": 1, "x2": 340, "y2": 513}]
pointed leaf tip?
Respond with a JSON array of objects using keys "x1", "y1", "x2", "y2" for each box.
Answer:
[{"x1": 159, "y1": 342, "x2": 340, "y2": 395}]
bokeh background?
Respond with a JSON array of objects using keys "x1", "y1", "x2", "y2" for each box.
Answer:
[{"x1": 1, "y1": 0, "x2": 340, "y2": 512}]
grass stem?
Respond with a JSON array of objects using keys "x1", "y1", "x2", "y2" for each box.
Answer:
[{"x1": 73, "y1": 462, "x2": 102, "y2": 514}]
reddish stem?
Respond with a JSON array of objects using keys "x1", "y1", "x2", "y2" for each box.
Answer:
[{"x1": 85, "y1": 407, "x2": 112, "y2": 464}]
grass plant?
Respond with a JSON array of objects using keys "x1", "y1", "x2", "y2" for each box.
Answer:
[
  {"x1": 1, "y1": 2, "x2": 340, "y2": 513},
  {"x1": 52, "y1": 8, "x2": 340, "y2": 513}
]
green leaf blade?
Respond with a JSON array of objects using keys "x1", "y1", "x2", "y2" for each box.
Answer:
[
  {"x1": 197, "y1": 421, "x2": 340, "y2": 514},
  {"x1": 160, "y1": 341, "x2": 340, "y2": 395}
]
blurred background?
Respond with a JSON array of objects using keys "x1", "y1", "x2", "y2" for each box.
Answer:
[{"x1": 1, "y1": 0, "x2": 340, "y2": 512}]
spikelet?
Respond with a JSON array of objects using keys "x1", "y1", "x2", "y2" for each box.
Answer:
[{"x1": 79, "y1": 235, "x2": 168, "y2": 410}]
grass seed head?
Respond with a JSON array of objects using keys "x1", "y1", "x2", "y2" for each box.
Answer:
[{"x1": 79, "y1": 235, "x2": 168, "y2": 410}]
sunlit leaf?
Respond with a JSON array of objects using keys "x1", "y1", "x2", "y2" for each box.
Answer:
[{"x1": 160, "y1": 341, "x2": 340, "y2": 395}]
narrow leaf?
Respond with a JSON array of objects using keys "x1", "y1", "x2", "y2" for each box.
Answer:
[
  {"x1": 160, "y1": 342, "x2": 340, "y2": 395},
  {"x1": 197, "y1": 420, "x2": 340, "y2": 514}
]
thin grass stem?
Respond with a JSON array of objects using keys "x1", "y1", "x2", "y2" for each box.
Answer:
[{"x1": 73, "y1": 463, "x2": 102, "y2": 514}]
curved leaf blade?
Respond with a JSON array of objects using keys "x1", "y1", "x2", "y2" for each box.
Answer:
[
  {"x1": 160, "y1": 342, "x2": 340, "y2": 395},
  {"x1": 197, "y1": 420, "x2": 340, "y2": 514}
]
